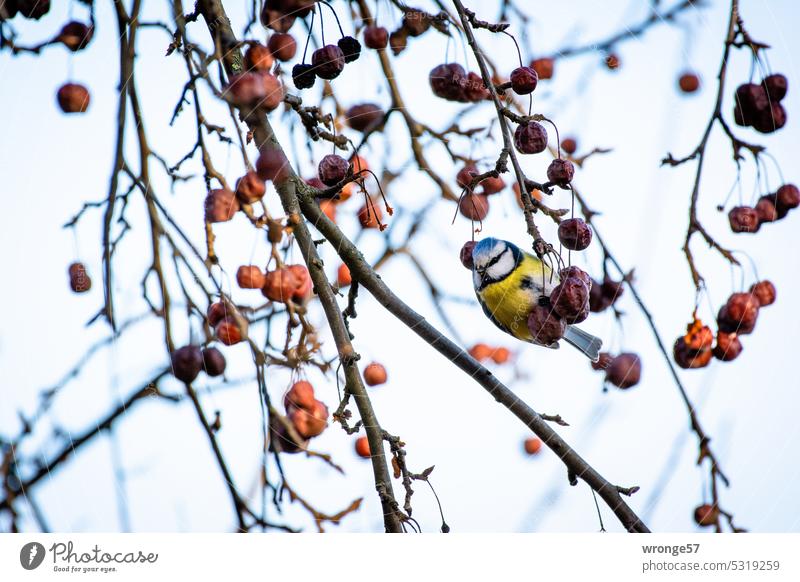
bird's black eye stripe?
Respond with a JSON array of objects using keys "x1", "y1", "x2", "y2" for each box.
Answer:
[{"x1": 484, "y1": 252, "x2": 503, "y2": 270}]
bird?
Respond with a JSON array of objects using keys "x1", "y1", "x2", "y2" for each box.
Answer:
[{"x1": 471, "y1": 237, "x2": 602, "y2": 361}]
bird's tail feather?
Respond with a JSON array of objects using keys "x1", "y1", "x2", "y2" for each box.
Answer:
[{"x1": 563, "y1": 326, "x2": 602, "y2": 362}]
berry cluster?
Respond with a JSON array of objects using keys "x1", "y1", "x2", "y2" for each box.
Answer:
[
  {"x1": 429, "y1": 63, "x2": 490, "y2": 103},
  {"x1": 729, "y1": 183, "x2": 799, "y2": 233},
  {"x1": 468, "y1": 343, "x2": 512, "y2": 365},
  {"x1": 207, "y1": 301, "x2": 248, "y2": 346},
  {"x1": 733, "y1": 74, "x2": 788, "y2": 133},
  {"x1": 271, "y1": 380, "x2": 329, "y2": 453},
  {"x1": 170, "y1": 344, "x2": 227, "y2": 383}
]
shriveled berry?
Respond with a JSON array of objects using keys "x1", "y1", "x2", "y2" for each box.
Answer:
[
  {"x1": 559, "y1": 266, "x2": 592, "y2": 288},
  {"x1": 547, "y1": 158, "x2": 575, "y2": 186},
  {"x1": 589, "y1": 279, "x2": 610, "y2": 313},
  {"x1": 673, "y1": 337, "x2": 712, "y2": 369},
  {"x1": 678, "y1": 72, "x2": 701, "y2": 93},
  {"x1": 355, "y1": 436, "x2": 371, "y2": 458},
  {"x1": 524, "y1": 437, "x2": 542, "y2": 455},
  {"x1": 235, "y1": 171, "x2": 266, "y2": 204},
  {"x1": 57, "y1": 83, "x2": 90, "y2": 113},
  {"x1": 514, "y1": 122, "x2": 548, "y2": 154},
  {"x1": 713, "y1": 332, "x2": 742, "y2": 361},
  {"x1": 694, "y1": 504, "x2": 719, "y2": 527},
  {"x1": 267, "y1": 33, "x2": 297, "y2": 61},
  {"x1": 762, "y1": 73, "x2": 788, "y2": 102},
  {"x1": 460, "y1": 241, "x2": 477, "y2": 269},
  {"x1": 591, "y1": 352, "x2": 614, "y2": 371},
  {"x1": 735, "y1": 83, "x2": 769, "y2": 123},
  {"x1": 205, "y1": 189, "x2": 239, "y2": 222},
  {"x1": 318, "y1": 154, "x2": 349, "y2": 186},
  {"x1": 244, "y1": 43, "x2": 274, "y2": 71},
  {"x1": 402, "y1": 8, "x2": 430, "y2": 36},
  {"x1": 752, "y1": 102, "x2": 787, "y2": 134},
  {"x1": 171, "y1": 345, "x2": 203, "y2": 383},
  {"x1": 683, "y1": 319, "x2": 714, "y2": 352},
  {"x1": 338, "y1": 36, "x2": 361, "y2": 63},
  {"x1": 345, "y1": 103, "x2": 384, "y2": 132},
  {"x1": 558, "y1": 218, "x2": 592, "y2": 251},
  {"x1": 604, "y1": 53, "x2": 621, "y2": 70},
  {"x1": 287, "y1": 264, "x2": 312, "y2": 302},
  {"x1": 226, "y1": 71, "x2": 283, "y2": 110},
  {"x1": 550, "y1": 277, "x2": 590, "y2": 323},
  {"x1": 606, "y1": 353, "x2": 641, "y2": 389},
  {"x1": 530, "y1": 57, "x2": 554, "y2": 80},
  {"x1": 389, "y1": 28, "x2": 408, "y2": 55},
  {"x1": 462, "y1": 72, "x2": 489, "y2": 102},
  {"x1": 202, "y1": 347, "x2": 227, "y2": 376},
  {"x1": 312, "y1": 45, "x2": 345, "y2": 79},
  {"x1": 363, "y1": 26, "x2": 389, "y2": 49},
  {"x1": 527, "y1": 304, "x2": 566, "y2": 344},
  {"x1": 256, "y1": 148, "x2": 290, "y2": 183},
  {"x1": 429, "y1": 63, "x2": 467, "y2": 101},
  {"x1": 755, "y1": 195, "x2": 779, "y2": 223},
  {"x1": 458, "y1": 193, "x2": 489, "y2": 221},
  {"x1": 236, "y1": 265, "x2": 266, "y2": 289},
  {"x1": 718, "y1": 293, "x2": 760, "y2": 334},
  {"x1": 510, "y1": 66, "x2": 538, "y2": 95},
  {"x1": 262, "y1": 268, "x2": 298, "y2": 303},
  {"x1": 58, "y1": 21, "x2": 93, "y2": 51},
  {"x1": 728, "y1": 206, "x2": 760, "y2": 233},
  {"x1": 775, "y1": 184, "x2": 800, "y2": 212},
  {"x1": 363, "y1": 362, "x2": 388, "y2": 386},
  {"x1": 749, "y1": 280, "x2": 776, "y2": 307},
  {"x1": 292, "y1": 63, "x2": 316, "y2": 89}
]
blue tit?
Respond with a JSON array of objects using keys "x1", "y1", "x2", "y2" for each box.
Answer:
[{"x1": 471, "y1": 237, "x2": 602, "y2": 361}]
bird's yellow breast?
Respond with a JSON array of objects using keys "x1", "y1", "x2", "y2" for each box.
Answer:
[{"x1": 477, "y1": 254, "x2": 550, "y2": 342}]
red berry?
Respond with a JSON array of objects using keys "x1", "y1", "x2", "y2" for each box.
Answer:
[
  {"x1": 456, "y1": 164, "x2": 479, "y2": 189},
  {"x1": 469, "y1": 343, "x2": 494, "y2": 361},
  {"x1": 550, "y1": 277, "x2": 590, "y2": 323},
  {"x1": 207, "y1": 301, "x2": 229, "y2": 327},
  {"x1": 694, "y1": 504, "x2": 719, "y2": 527},
  {"x1": 510, "y1": 66, "x2": 538, "y2": 95},
  {"x1": 558, "y1": 218, "x2": 592, "y2": 250},
  {"x1": 204, "y1": 189, "x2": 239, "y2": 222},
  {"x1": 527, "y1": 305, "x2": 566, "y2": 345},
  {"x1": 255, "y1": 149, "x2": 290, "y2": 183},
  {"x1": 284, "y1": 380, "x2": 317, "y2": 411},
  {"x1": 717, "y1": 293, "x2": 760, "y2": 335},
  {"x1": 171, "y1": 345, "x2": 203, "y2": 383},
  {"x1": 523, "y1": 437, "x2": 542, "y2": 455},
  {"x1": 363, "y1": 26, "x2": 389, "y2": 50},
  {"x1": 749, "y1": 280, "x2": 776, "y2": 307},
  {"x1": 604, "y1": 53, "x2": 621, "y2": 70},
  {"x1": 290, "y1": 400, "x2": 329, "y2": 438},
  {"x1": 68, "y1": 262, "x2": 91, "y2": 293},
  {"x1": 389, "y1": 28, "x2": 408, "y2": 55},
  {"x1": 755, "y1": 195, "x2": 779, "y2": 223},
  {"x1": 58, "y1": 21, "x2": 93, "y2": 51},
  {"x1": 57, "y1": 83, "x2": 90, "y2": 113},
  {"x1": 713, "y1": 332, "x2": 742, "y2": 361},
  {"x1": 235, "y1": 171, "x2": 266, "y2": 204},
  {"x1": 357, "y1": 202, "x2": 383, "y2": 228},
  {"x1": 673, "y1": 337, "x2": 712, "y2": 369},
  {"x1": 202, "y1": 347, "x2": 227, "y2": 377},
  {"x1": 336, "y1": 264, "x2": 352, "y2": 287},
  {"x1": 530, "y1": 57, "x2": 554, "y2": 80},
  {"x1": 514, "y1": 122, "x2": 548, "y2": 154},
  {"x1": 429, "y1": 63, "x2": 467, "y2": 101},
  {"x1": 775, "y1": 184, "x2": 800, "y2": 212},
  {"x1": 236, "y1": 265, "x2": 266, "y2": 289},
  {"x1": 215, "y1": 317, "x2": 244, "y2": 346},
  {"x1": 560, "y1": 137, "x2": 578, "y2": 155},
  {"x1": 762, "y1": 73, "x2": 788, "y2": 102},
  {"x1": 752, "y1": 102, "x2": 787, "y2": 134},
  {"x1": 311, "y1": 45, "x2": 345, "y2": 80},
  {"x1": 363, "y1": 362, "x2": 388, "y2": 386},
  {"x1": 355, "y1": 436, "x2": 371, "y2": 458},
  {"x1": 267, "y1": 33, "x2": 297, "y2": 61},
  {"x1": 458, "y1": 193, "x2": 489, "y2": 221},
  {"x1": 345, "y1": 103, "x2": 384, "y2": 133},
  {"x1": 491, "y1": 347, "x2": 511, "y2": 364},
  {"x1": 547, "y1": 158, "x2": 575, "y2": 186},
  {"x1": 606, "y1": 353, "x2": 642, "y2": 389},
  {"x1": 318, "y1": 154, "x2": 349, "y2": 186},
  {"x1": 244, "y1": 43, "x2": 274, "y2": 71},
  {"x1": 402, "y1": 8, "x2": 430, "y2": 37},
  {"x1": 678, "y1": 72, "x2": 701, "y2": 93},
  {"x1": 459, "y1": 241, "x2": 476, "y2": 269},
  {"x1": 728, "y1": 206, "x2": 760, "y2": 233}
]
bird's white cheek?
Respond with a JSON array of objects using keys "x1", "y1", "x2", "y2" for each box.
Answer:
[{"x1": 472, "y1": 269, "x2": 482, "y2": 289}]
